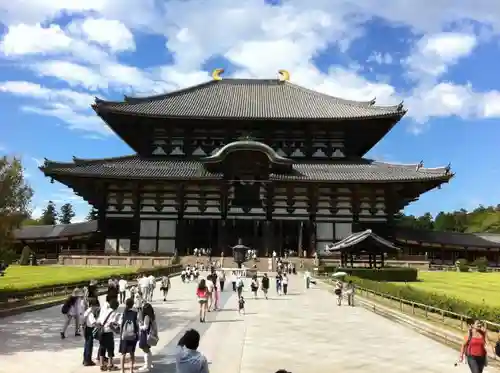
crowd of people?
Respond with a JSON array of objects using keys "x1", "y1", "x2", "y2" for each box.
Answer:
[{"x1": 60, "y1": 274, "x2": 169, "y2": 372}]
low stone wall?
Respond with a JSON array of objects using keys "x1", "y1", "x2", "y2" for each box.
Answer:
[
  {"x1": 320, "y1": 258, "x2": 430, "y2": 269},
  {"x1": 58, "y1": 255, "x2": 173, "y2": 267}
]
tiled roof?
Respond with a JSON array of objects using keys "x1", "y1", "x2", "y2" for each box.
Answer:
[
  {"x1": 394, "y1": 228, "x2": 500, "y2": 248},
  {"x1": 41, "y1": 155, "x2": 453, "y2": 183},
  {"x1": 326, "y1": 229, "x2": 400, "y2": 252},
  {"x1": 94, "y1": 79, "x2": 405, "y2": 120},
  {"x1": 14, "y1": 221, "x2": 97, "y2": 241}
]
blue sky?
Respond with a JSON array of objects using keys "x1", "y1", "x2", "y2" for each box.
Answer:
[{"x1": 0, "y1": 0, "x2": 499, "y2": 222}]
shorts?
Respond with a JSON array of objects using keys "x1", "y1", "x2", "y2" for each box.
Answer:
[
  {"x1": 198, "y1": 299, "x2": 207, "y2": 304},
  {"x1": 98, "y1": 332, "x2": 115, "y2": 358},
  {"x1": 119, "y1": 339, "x2": 137, "y2": 355}
]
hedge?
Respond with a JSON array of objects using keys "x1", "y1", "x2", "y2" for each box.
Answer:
[
  {"x1": 318, "y1": 266, "x2": 418, "y2": 282},
  {"x1": 0, "y1": 264, "x2": 182, "y2": 301},
  {"x1": 349, "y1": 276, "x2": 500, "y2": 325}
]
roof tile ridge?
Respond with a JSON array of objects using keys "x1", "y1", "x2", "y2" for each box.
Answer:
[
  {"x1": 71, "y1": 154, "x2": 139, "y2": 165},
  {"x1": 285, "y1": 81, "x2": 404, "y2": 111}
]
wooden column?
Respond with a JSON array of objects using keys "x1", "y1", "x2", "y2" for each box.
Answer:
[
  {"x1": 96, "y1": 182, "x2": 108, "y2": 254},
  {"x1": 307, "y1": 185, "x2": 318, "y2": 257},
  {"x1": 351, "y1": 185, "x2": 361, "y2": 233},
  {"x1": 218, "y1": 220, "x2": 227, "y2": 255},
  {"x1": 130, "y1": 184, "x2": 140, "y2": 255},
  {"x1": 263, "y1": 221, "x2": 274, "y2": 257},
  {"x1": 175, "y1": 183, "x2": 186, "y2": 255}
]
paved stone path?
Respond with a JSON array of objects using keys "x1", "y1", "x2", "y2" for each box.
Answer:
[{"x1": 0, "y1": 275, "x2": 496, "y2": 373}]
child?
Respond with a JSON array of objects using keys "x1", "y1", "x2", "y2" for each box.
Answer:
[
  {"x1": 238, "y1": 296, "x2": 245, "y2": 315},
  {"x1": 82, "y1": 298, "x2": 99, "y2": 366}
]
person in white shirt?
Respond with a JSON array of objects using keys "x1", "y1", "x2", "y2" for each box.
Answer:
[
  {"x1": 282, "y1": 273, "x2": 289, "y2": 295},
  {"x1": 61, "y1": 288, "x2": 84, "y2": 339},
  {"x1": 205, "y1": 277, "x2": 214, "y2": 311},
  {"x1": 97, "y1": 299, "x2": 120, "y2": 370},
  {"x1": 147, "y1": 275, "x2": 156, "y2": 302},
  {"x1": 139, "y1": 275, "x2": 149, "y2": 302},
  {"x1": 236, "y1": 275, "x2": 244, "y2": 298},
  {"x1": 82, "y1": 298, "x2": 100, "y2": 366},
  {"x1": 118, "y1": 277, "x2": 128, "y2": 304}
]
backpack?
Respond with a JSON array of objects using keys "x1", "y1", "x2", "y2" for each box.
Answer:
[
  {"x1": 61, "y1": 296, "x2": 74, "y2": 314},
  {"x1": 121, "y1": 311, "x2": 138, "y2": 341}
]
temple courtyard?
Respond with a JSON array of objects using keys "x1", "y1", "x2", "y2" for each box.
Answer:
[{"x1": 0, "y1": 275, "x2": 493, "y2": 373}]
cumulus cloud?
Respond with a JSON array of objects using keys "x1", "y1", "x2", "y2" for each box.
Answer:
[{"x1": 0, "y1": 0, "x2": 499, "y2": 138}]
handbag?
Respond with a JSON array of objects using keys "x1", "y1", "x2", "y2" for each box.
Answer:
[
  {"x1": 93, "y1": 310, "x2": 114, "y2": 341},
  {"x1": 147, "y1": 320, "x2": 159, "y2": 347}
]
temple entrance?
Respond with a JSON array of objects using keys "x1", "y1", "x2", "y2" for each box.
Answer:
[
  {"x1": 182, "y1": 219, "x2": 218, "y2": 255},
  {"x1": 274, "y1": 220, "x2": 309, "y2": 257},
  {"x1": 225, "y1": 219, "x2": 263, "y2": 253}
]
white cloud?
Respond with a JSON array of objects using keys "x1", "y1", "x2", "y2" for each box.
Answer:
[
  {"x1": 367, "y1": 52, "x2": 393, "y2": 65},
  {"x1": 68, "y1": 18, "x2": 135, "y2": 53},
  {"x1": 405, "y1": 32, "x2": 477, "y2": 80},
  {"x1": 30, "y1": 61, "x2": 105, "y2": 90}
]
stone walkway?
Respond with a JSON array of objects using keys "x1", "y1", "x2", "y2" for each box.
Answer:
[{"x1": 0, "y1": 275, "x2": 496, "y2": 373}]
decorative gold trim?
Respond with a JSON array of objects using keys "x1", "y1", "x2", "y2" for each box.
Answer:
[
  {"x1": 278, "y1": 69, "x2": 290, "y2": 81},
  {"x1": 212, "y1": 68, "x2": 224, "y2": 81}
]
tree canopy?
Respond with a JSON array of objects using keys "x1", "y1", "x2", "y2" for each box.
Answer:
[
  {"x1": 40, "y1": 200, "x2": 58, "y2": 225},
  {"x1": 0, "y1": 156, "x2": 33, "y2": 262},
  {"x1": 396, "y1": 205, "x2": 500, "y2": 233},
  {"x1": 86, "y1": 206, "x2": 98, "y2": 221},
  {"x1": 59, "y1": 203, "x2": 75, "y2": 224}
]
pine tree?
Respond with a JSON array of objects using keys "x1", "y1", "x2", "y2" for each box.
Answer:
[
  {"x1": 59, "y1": 203, "x2": 75, "y2": 224},
  {"x1": 40, "y1": 201, "x2": 58, "y2": 225},
  {"x1": 86, "y1": 206, "x2": 99, "y2": 221}
]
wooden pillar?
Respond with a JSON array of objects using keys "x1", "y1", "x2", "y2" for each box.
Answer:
[
  {"x1": 218, "y1": 220, "x2": 227, "y2": 255},
  {"x1": 130, "y1": 184, "x2": 141, "y2": 255},
  {"x1": 351, "y1": 186, "x2": 360, "y2": 233},
  {"x1": 263, "y1": 221, "x2": 273, "y2": 257},
  {"x1": 97, "y1": 182, "x2": 108, "y2": 254},
  {"x1": 307, "y1": 185, "x2": 318, "y2": 257}
]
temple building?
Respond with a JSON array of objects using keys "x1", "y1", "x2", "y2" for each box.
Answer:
[{"x1": 39, "y1": 70, "x2": 455, "y2": 257}]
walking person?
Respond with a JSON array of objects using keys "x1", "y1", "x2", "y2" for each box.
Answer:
[
  {"x1": 118, "y1": 277, "x2": 128, "y2": 304},
  {"x1": 304, "y1": 270, "x2": 311, "y2": 289},
  {"x1": 250, "y1": 275, "x2": 259, "y2": 299},
  {"x1": 236, "y1": 275, "x2": 244, "y2": 298},
  {"x1": 196, "y1": 279, "x2": 209, "y2": 323},
  {"x1": 160, "y1": 275, "x2": 171, "y2": 302},
  {"x1": 275, "y1": 272, "x2": 282, "y2": 295},
  {"x1": 82, "y1": 298, "x2": 99, "y2": 366},
  {"x1": 139, "y1": 275, "x2": 149, "y2": 302},
  {"x1": 345, "y1": 280, "x2": 355, "y2": 306},
  {"x1": 282, "y1": 273, "x2": 289, "y2": 295},
  {"x1": 334, "y1": 280, "x2": 343, "y2": 306},
  {"x1": 231, "y1": 271, "x2": 237, "y2": 292},
  {"x1": 238, "y1": 296, "x2": 245, "y2": 315},
  {"x1": 459, "y1": 320, "x2": 495, "y2": 373},
  {"x1": 147, "y1": 274, "x2": 156, "y2": 302},
  {"x1": 138, "y1": 303, "x2": 158, "y2": 373},
  {"x1": 219, "y1": 270, "x2": 226, "y2": 292},
  {"x1": 206, "y1": 275, "x2": 214, "y2": 312},
  {"x1": 119, "y1": 298, "x2": 140, "y2": 373},
  {"x1": 175, "y1": 329, "x2": 209, "y2": 373},
  {"x1": 261, "y1": 273, "x2": 270, "y2": 299},
  {"x1": 61, "y1": 288, "x2": 84, "y2": 339}
]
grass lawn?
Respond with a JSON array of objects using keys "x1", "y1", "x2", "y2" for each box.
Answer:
[
  {"x1": 0, "y1": 265, "x2": 139, "y2": 291},
  {"x1": 391, "y1": 271, "x2": 500, "y2": 307}
]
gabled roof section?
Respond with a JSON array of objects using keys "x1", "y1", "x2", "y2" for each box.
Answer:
[
  {"x1": 394, "y1": 228, "x2": 500, "y2": 248},
  {"x1": 14, "y1": 221, "x2": 97, "y2": 241},
  {"x1": 325, "y1": 229, "x2": 401, "y2": 252},
  {"x1": 40, "y1": 155, "x2": 453, "y2": 183},
  {"x1": 93, "y1": 79, "x2": 406, "y2": 120}
]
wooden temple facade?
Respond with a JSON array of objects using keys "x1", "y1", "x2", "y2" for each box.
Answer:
[{"x1": 40, "y1": 71, "x2": 454, "y2": 257}]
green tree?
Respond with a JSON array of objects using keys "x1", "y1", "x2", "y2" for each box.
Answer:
[
  {"x1": 40, "y1": 200, "x2": 58, "y2": 225},
  {"x1": 416, "y1": 212, "x2": 434, "y2": 230},
  {"x1": 433, "y1": 212, "x2": 456, "y2": 232},
  {"x1": 86, "y1": 206, "x2": 99, "y2": 221},
  {"x1": 59, "y1": 203, "x2": 75, "y2": 224},
  {"x1": 0, "y1": 156, "x2": 33, "y2": 262}
]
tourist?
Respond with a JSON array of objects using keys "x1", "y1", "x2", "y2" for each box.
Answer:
[
  {"x1": 304, "y1": 270, "x2": 311, "y2": 289},
  {"x1": 210, "y1": 270, "x2": 219, "y2": 310},
  {"x1": 205, "y1": 274, "x2": 214, "y2": 311},
  {"x1": 138, "y1": 303, "x2": 158, "y2": 373},
  {"x1": 147, "y1": 274, "x2": 156, "y2": 302},
  {"x1": 97, "y1": 298, "x2": 120, "y2": 371},
  {"x1": 218, "y1": 270, "x2": 226, "y2": 291},
  {"x1": 250, "y1": 275, "x2": 259, "y2": 299},
  {"x1": 160, "y1": 275, "x2": 171, "y2": 301},
  {"x1": 139, "y1": 275, "x2": 149, "y2": 301},
  {"x1": 196, "y1": 279, "x2": 209, "y2": 323},
  {"x1": 345, "y1": 280, "x2": 355, "y2": 306},
  {"x1": 238, "y1": 296, "x2": 246, "y2": 315},
  {"x1": 236, "y1": 275, "x2": 244, "y2": 298},
  {"x1": 275, "y1": 272, "x2": 282, "y2": 295},
  {"x1": 119, "y1": 298, "x2": 139, "y2": 373},
  {"x1": 460, "y1": 320, "x2": 495, "y2": 373},
  {"x1": 282, "y1": 273, "x2": 289, "y2": 295},
  {"x1": 334, "y1": 280, "x2": 343, "y2": 306},
  {"x1": 82, "y1": 297, "x2": 100, "y2": 366},
  {"x1": 134, "y1": 288, "x2": 144, "y2": 312},
  {"x1": 261, "y1": 273, "x2": 270, "y2": 299},
  {"x1": 61, "y1": 287, "x2": 84, "y2": 339},
  {"x1": 175, "y1": 329, "x2": 209, "y2": 373},
  {"x1": 107, "y1": 279, "x2": 119, "y2": 305},
  {"x1": 231, "y1": 271, "x2": 237, "y2": 292},
  {"x1": 118, "y1": 277, "x2": 128, "y2": 304},
  {"x1": 181, "y1": 269, "x2": 186, "y2": 283}
]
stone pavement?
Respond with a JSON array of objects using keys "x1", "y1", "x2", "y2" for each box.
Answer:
[{"x1": 0, "y1": 274, "x2": 496, "y2": 373}]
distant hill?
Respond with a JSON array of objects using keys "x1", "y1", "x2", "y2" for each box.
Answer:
[{"x1": 396, "y1": 205, "x2": 500, "y2": 233}]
